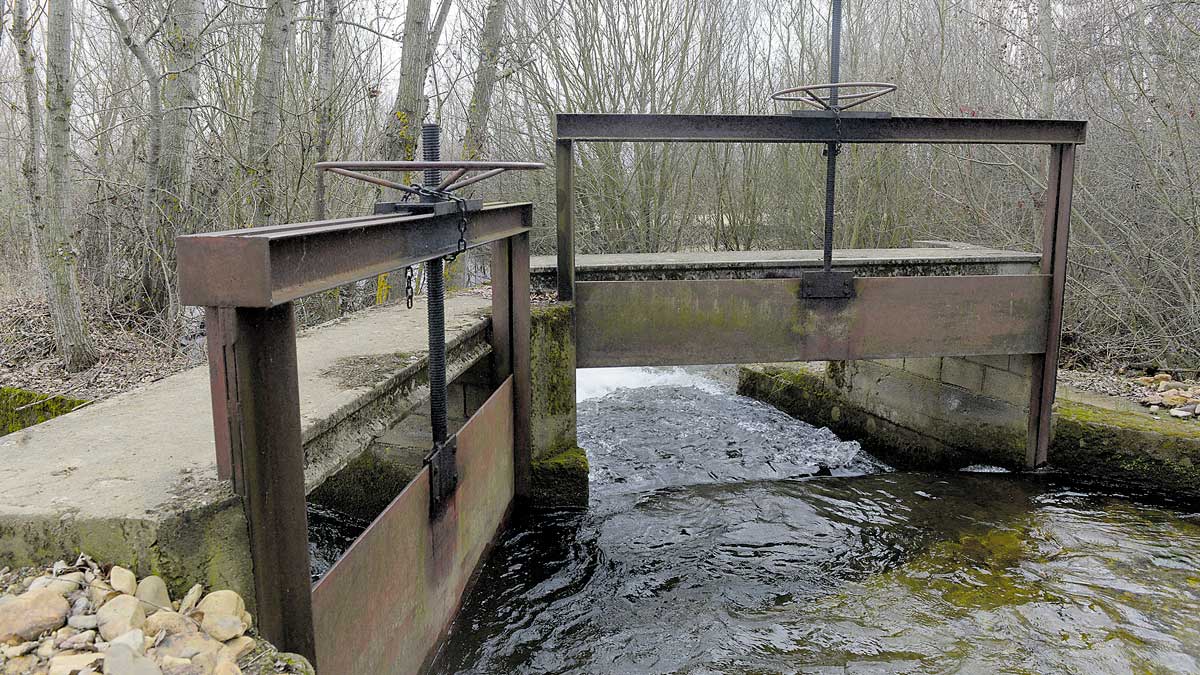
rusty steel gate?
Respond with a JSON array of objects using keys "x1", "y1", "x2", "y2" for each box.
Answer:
[
  {"x1": 554, "y1": 113, "x2": 1085, "y2": 470},
  {"x1": 177, "y1": 201, "x2": 532, "y2": 673}
]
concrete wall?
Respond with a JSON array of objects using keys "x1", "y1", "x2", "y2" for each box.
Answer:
[{"x1": 528, "y1": 303, "x2": 588, "y2": 509}]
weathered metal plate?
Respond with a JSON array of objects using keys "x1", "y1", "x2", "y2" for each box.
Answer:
[
  {"x1": 576, "y1": 275, "x2": 1051, "y2": 367},
  {"x1": 556, "y1": 114, "x2": 1087, "y2": 145},
  {"x1": 178, "y1": 203, "x2": 531, "y2": 308},
  {"x1": 311, "y1": 378, "x2": 514, "y2": 675}
]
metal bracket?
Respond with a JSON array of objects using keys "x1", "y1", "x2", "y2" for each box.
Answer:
[
  {"x1": 373, "y1": 199, "x2": 484, "y2": 216},
  {"x1": 801, "y1": 270, "x2": 857, "y2": 299},
  {"x1": 788, "y1": 110, "x2": 892, "y2": 119},
  {"x1": 424, "y1": 435, "x2": 458, "y2": 518}
]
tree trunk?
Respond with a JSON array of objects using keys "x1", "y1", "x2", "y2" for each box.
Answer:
[
  {"x1": 313, "y1": 0, "x2": 338, "y2": 220},
  {"x1": 247, "y1": 0, "x2": 295, "y2": 227},
  {"x1": 462, "y1": 0, "x2": 508, "y2": 160},
  {"x1": 381, "y1": 0, "x2": 432, "y2": 173},
  {"x1": 23, "y1": 0, "x2": 96, "y2": 372},
  {"x1": 1038, "y1": 0, "x2": 1054, "y2": 118}
]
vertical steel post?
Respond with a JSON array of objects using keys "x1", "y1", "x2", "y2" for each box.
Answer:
[
  {"x1": 511, "y1": 230, "x2": 533, "y2": 500},
  {"x1": 230, "y1": 302, "x2": 316, "y2": 663},
  {"x1": 491, "y1": 239, "x2": 513, "y2": 385},
  {"x1": 555, "y1": 139, "x2": 575, "y2": 301},
  {"x1": 821, "y1": 0, "x2": 843, "y2": 272},
  {"x1": 1026, "y1": 143, "x2": 1075, "y2": 468}
]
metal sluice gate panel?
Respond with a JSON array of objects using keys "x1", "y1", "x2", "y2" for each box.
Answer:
[{"x1": 312, "y1": 378, "x2": 515, "y2": 675}]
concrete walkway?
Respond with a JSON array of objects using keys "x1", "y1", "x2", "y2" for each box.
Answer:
[{"x1": 0, "y1": 293, "x2": 492, "y2": 599}]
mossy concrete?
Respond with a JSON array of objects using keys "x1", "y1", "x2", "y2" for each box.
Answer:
[
  {"x1": 738, "y1": 364, "x2": 1200, "y2": 499},
  {"x1": 1, "y1": 387, "x2": 89, "y2": 436},
  {"x1": 529, "y1": 303, "x2": 588, "y2": 508}
]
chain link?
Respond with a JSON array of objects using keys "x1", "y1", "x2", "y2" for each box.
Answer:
[
  {"x1": 406, "y1": 184, "x2": 470, "y2": 260},
  {"x1": 404, "y1": 266, "x2": 415, "y2": 309}
]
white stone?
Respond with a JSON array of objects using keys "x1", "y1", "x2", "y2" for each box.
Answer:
[
  {"x1": 177, "y1": 584, "x2": 204, "y2": 615},
  {"x1": 219, "y1": 636, "x2": 255, "y2": 663},
  {"x1": 0, "y1": 588, "x2": 70, "y2": 643},
  {"x1": 108, "y1": 628, "x2": 145, "y2": 655},
  {"x1": 195, "y1": 590, "x2": 244, "y2": 619},
  {"x1": 60, "y1": 629, "x2": 96, "y2": 649},
  {"x1": 102, "y1": 643, "x2": 162, "y2": 675},
  {"x1": 48, "y1": 652, "x2": 104, "y2": 675},
  {"x1": 201, "y1": 613, "x2": 247, "y2": 641},
  {"x1": 96, "y1": 594, "x2": 146, "y2": 641},
  {"x1": 1170, "y1": 408, "x2": 1195, "y2": 419},
  {"x1": 135, "y1": 576, "x2": 171, "y2": 614},
  {"x1": 69, "y1": 614, "x2": 99, "y2": 630},
  {"x1": 109, "y1": 566, "x2": 137, "y2": 596},
  {"x1": 144, "y1": 610, "x2": 195, "y2": 637},
  {"x1": 36, "y1": 637, "x2": 55, "y2": 658},
  {"x1": 2, "y1": 641, "x2": 37, "y2": 658}
]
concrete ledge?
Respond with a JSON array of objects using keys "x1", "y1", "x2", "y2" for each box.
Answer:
[
  {"x1": 738, "y1": 364, "x2": 1200, "y2": 499},
  {"x1": 530, "y1": 247, "x2": 1040, "y2": 290},
  {"x1": 0, "y1": 293, "x2": 492, "y2": 602}
]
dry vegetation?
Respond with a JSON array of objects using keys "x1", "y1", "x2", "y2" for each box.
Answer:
[{"x1": 1, "y1": 0, "x2": 1197, "y2": 395}]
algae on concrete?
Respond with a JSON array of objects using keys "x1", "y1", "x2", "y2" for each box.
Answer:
[
  {"x1": 529, "y1": 303, "x2": 588, "y2": 508},
  {"x1": 530, "y1": 443, "x2": 589, "y2": 509},
  {"x1": 1, "y1": 387, "x2": 88, "y2": 436}
]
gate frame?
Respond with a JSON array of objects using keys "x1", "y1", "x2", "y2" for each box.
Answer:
[
  {"x1": 554, "y1": 113, "x2": 1084, "y2": 470},
  {"x1": 177, "y1": 203, "x2": 533, "y2": 666}
]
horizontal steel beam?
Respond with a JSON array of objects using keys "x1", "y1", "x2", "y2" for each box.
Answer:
[
  {"x1": 576, "y1": 275, "x2": 1051, "y2": 367},
  {"x1": 178, "y1": 203, "x2": 532, "y2": 307},
  {"x1": 556, "y1": 114, "x2": 1086, "y2": 145}
]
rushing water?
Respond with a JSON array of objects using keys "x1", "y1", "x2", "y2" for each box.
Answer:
[{"x1": 424, "y1": 367, "x2": 1200, "y2": 675}]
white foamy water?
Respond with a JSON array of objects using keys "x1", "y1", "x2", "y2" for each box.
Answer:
[{"x1": 576, "y1": 366, "x2": 728, "y2": 401}]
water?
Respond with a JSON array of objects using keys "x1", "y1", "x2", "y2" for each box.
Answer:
[{"x1": 428, "y1": 367, "x2": 1200, "y2": 674}]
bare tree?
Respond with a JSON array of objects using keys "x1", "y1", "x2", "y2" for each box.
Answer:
[
  {"x1": 247, "y1": 0, "x2": 296, "y2": 226},
  {"x1": 16, "y1": 0, "x2": 97, "y2": 371},
  {"x1": 462, "y1": 0, "x2": 507, "y2": 159}
]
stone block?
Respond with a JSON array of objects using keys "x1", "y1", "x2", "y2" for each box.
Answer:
[
  {"x1": 873, "y1": 359, "x2": 906, "y2": 370},
  {"x1": 982, "y1": 367, "x2": 1029, "y2": 406},
  {"x1": 903, "y1": 357, "x2": 942, "y2": 381},
  {"x1": 1008, "y1": 354, "x2": 1033, "y2": 376},
  {"x1": 941, "y1": 358, "x2": 985, "y2": 393},
  {"x1": 967, "y1": 354, "x2": 1009, "y2": 370}
]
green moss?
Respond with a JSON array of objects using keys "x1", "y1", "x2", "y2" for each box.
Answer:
[
  {"x1": 531, "y1": 444, "x2": 589, "y2": 509},
  {"x1": 321, "y1": 352, "x2": 419, "y2": 390},
  {"x1": 1, "y1": 387, "x2": 89, "y2": 436},
  {"x1": 530, "y1": 303, "x2": 576, "y2": 419}
]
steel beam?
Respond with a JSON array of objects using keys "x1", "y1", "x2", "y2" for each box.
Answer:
[
  {"x1": 228, "y1": 303, "x2": 316, "y2": 663},
  {"x1": 556, "y1": 114, "x2": 1087, "y2": 145},
  {"x1": 1026, "y1": 144, "x2": 1076, "y2": 469},
  {"x1": 555, "y1": 140, "x2": 575, "y2": 301},
  {"x1": 575, "y1": 275, "x2": 1051, "y2": 367},
  {"x1": 178, "y1": 203, "x2": 532, "y2": 308},
  {"x1": 511, "y1": 232, "x2": 532, "y2": 500}
]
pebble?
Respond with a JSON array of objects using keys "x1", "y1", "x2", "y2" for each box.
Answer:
[
  {"x1": 29, "y1": 572, "x2": 86, "y2": 597},
  {"x1": 2, "y1": 641, "x2": 37, "y2": 658},
  {"x1": 1170, "y1": 408, "x2": 1195, "y2": 419},
  {"x1": 136, "y1": 576, "x2": 172, "y2": 615},
  {"x1": 201, "y1": 613, "x2": 247, "y2": 641},
  {"x1": 144, "y1": 611, "x2": 195, "y2": 638},
  {"x1": 109, "y1": 567, "x2": 137, "y2": 596},
  {"x1": 109, "y1": 628, "x2": 146, "y2": 655},
  {"x1": 59, "y1": 629, "x2": 96, "y2": 650},
  {"x1": 156, "y1": 631, "x2": 223, "y2": 663},
  {"x1": 3, "y1": 655, "x2": 39, "y2": 674},
  {"x1": 68, "y1": 614, "x2": 99, "y2": 630},
  {"x1": 103, "y1": 643, "x2": 162, "y2": 675},
  {"x1": 195, "y1": 591, "x2": 244, "y2": 619},
  {"x1": 219, "y1": 636, "x2": 255, "y2": 662},
  {"x1": 89, "y1": 580, "x2": 115, "y2": 609},
  {"x1": 96, "y1": 594, "x2": 146, "y2": 641},
  {"x1": 47, "y1": 651, "x2": 104, "y2": 675},
  {"x1": 213, "y1": 659, "x2": 243, "y2": 675},
  {"x1": 177, "y1": 585, "x2": 203, "y2": 615},
  {"x1": 0, "y1": 588, "x2": 70, "y2": 643},
  {"x1": 71, "y1": 595, "x2": 90, "y2": 616},
  {"x1": 36, "y1": 637, "x2": 55, "y2": 658}
]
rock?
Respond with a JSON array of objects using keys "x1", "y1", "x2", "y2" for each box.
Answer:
[
  {"x1": 102, "y1": 644, "x2": 161, "y2": 675},
  {"x1": 1154, "y1": 373, "x2": 1173, "y2": 381},
  {"x1": 1150, "y1": 405, "x2": 1161, "y2": 412},
  {"x1": 1157, "y1": 380, "x2": 1188, "y2": 392},
  {"x1": 68, "y1": 614, "x2": 98, "y2": 630},
  {"x1": 135, "y1": 576, "x2": 172, "y2": 615},
  {"x1": 1163, "y1": 394, "x2": 1190, "y2": 407},
  {"x1": 53, "y1": 626, "x2": 77, "y2": 643},
  {"x1": 2, "y1": 641, "x2": 37, "y2": 658},
  {"x1": 36, "y1": 637, "x2": 55, "y2": 658},
  {"x1": 213, "y1": 660, "x2": 242, "y2": 675},
  {"x1": 0, "y1": 588, "x2": 70, "y2": 643},
  {"x1": 195, "y1": 591, "x2": 244, "y2": 620},
  {"x1": 200, "y1": 613, "x2": 246, "y2": 641},
  {"x1": 144, "y1": 611, "x2": 195, "y2": 638},
  {"x1": 59, "y1": 629, "x2": 95, "y2": 650},
  {"x1": 89, "y1": 581, "x2": 116, "y2": 609},
  {"x1": 109, "y1": 628, "x2": 145, "y2": 655},
  {"x1": 108, "y1": 567, "x2": 137, "y2": 596},
  {"x1": 96, "y1": 594, "x2": 146, "y2": 641},
  {"x1": 155, "y1": 631, "x2": 223, "y2": 661},
  {"x1": 71, "y1": 595, "x2": 90, "y2": 616},
  {"x1": 1179, "y1": 404, "x2": 1198, "y2": 414},
  {"x1": 1169, "y1": 408, "x2": 1194, "y2": 419},
  {"x1": 47, "y1": 652, "x2": 104, "y2": 675},
  {"x1": 219, "y1": 636, "x2": 254, "y2": 663},
  {"x1": 29, "y1": 572, "x2": 86, "y2": 597},
  {"x1": 239, "y1": 612, "x2": 252, "y2": 631},
  {"x1": 2, "y1": 655, "x2": 38, "y2": 675},
  {"x1": 177, "y1": 585, "x2": 203, "y2": 616}
]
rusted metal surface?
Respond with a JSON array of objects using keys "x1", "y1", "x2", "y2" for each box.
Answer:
[
  {"x1": 511, "y1": 233, "x2": 533, "y2": 500},
  {"x1": 575, "y1": 275, "x2": 1051, "y2": 368},
  {"x1": 311, "y1": 378, "x2": 515, "y2": 675},
  {"x1": 317, "y1": 160, "x2": 546, "y2": 171},
  {"x1": 203, "y1": 307, "x2": 237, "y2": 483},
  {"x1": 177, "y1": 203, "x2": 532, "y2": 308},
  {"x1": 770, "y1": 82, "x2": 897, "y2": 109},
  {"x1": 555, "y1": 140, "x2": 575, "y2": 301},
  {"x1": 555, "y1": 114, "x2": 1087, "y2": 145},
  {"x1": 1027, "y1": 144, "x2": 1076, "y2": 469},
  {"x1": 491, "y1": 239, "x2": 513, "y2": 384},
  {"x1": 229, "y1": 303, "x2": 316, "y2": 663}
]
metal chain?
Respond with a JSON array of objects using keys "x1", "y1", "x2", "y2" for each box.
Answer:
[
  {"x1": 406, "y1": 183, "x2": 470, "y2": 260},
  {"x1": 404, "y1": 266, "x2": 415, "y2": 309}
]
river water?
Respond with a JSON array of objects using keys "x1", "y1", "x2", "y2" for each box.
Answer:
[{"x1": 425, "y1": 367, "x2": 1200, "y2": 674}]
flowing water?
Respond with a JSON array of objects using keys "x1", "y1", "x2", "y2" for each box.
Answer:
[{"x1": 424, "y1": 367, "x2": 1200, "y2": 675}]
